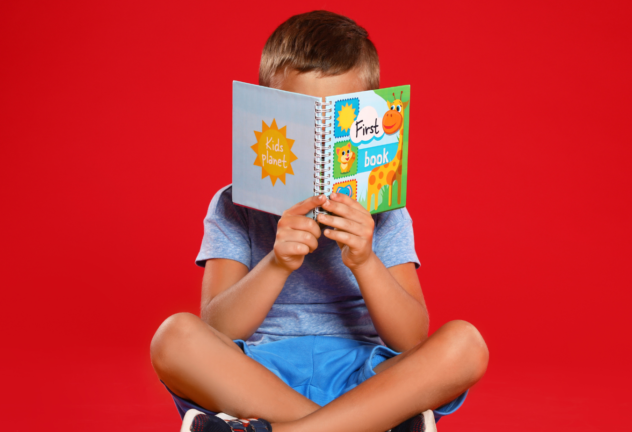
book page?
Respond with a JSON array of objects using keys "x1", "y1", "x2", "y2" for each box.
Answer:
[
  {"x1": 232, "y1": 81, "x2": 318, "y2": 216},
  {"x1": 326, "y1": 85, "x2": 411, "y2": 214}
]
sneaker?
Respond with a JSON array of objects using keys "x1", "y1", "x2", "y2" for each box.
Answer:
[
  {"x1": 181, "y1": 409, "x2": 272, "y2": 432},
  {"x1": 390, "y1": 410, "x2": 437, "y2": 432}
]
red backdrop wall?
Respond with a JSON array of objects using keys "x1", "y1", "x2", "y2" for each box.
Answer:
[{"x1": 1, "y1": 1, "x2": 630, "y2": 430}]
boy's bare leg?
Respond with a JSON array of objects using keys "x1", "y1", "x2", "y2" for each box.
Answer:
[
  {"x1": 152, "y1": 315, "x2": 486, "y2": 429},
  {"x1": 272, "y1": 320, "x2": 488, "y2": 432},
  {"x1": 150, "y1": 313, "x2": 320, "y2": 422}
]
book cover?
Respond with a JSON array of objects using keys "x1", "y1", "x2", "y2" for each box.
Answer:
[
  {"x1": 325, "y1": 85, "x2": 410, "y2": 213},
  {"x1": 232, "y1": 81, "x2": 410, "y2": 217}
]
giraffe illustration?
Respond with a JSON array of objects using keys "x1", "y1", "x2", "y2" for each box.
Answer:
[{"x1": 366, "y1": 92, "x2": 409, "y2": 211}]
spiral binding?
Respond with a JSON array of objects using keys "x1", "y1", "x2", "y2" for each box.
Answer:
[{"x1": 313, "y1": 100, "x2": 333, "y2": 219}]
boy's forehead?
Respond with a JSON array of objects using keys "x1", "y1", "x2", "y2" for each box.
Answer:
[{"x1": 273, "y1": 69, "x2": 368, "y2": 98}]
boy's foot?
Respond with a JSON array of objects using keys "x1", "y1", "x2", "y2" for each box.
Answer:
[
  {"x1": 390, "y1": 410, "x2": 437, "y2": 432},
  {"x1": 181, "y1": 409, "x2": 272, "y2": 432}
]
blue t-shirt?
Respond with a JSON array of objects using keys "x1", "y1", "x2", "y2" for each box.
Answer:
[{"x1": 196, "y1": 185, "x2": 420, "y2": 346}]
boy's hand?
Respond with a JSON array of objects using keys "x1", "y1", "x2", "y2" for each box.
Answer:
[
  {"x1": 317, "y1": 192, "x2": 374, "y2": 270},
  {"x1": 273, "y1": 195, "x2": 324, "y2": 272}
]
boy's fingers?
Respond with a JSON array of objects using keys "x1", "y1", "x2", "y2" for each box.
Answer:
[
  {"x1": 275, "y1": 241, "x2": 311, "y2": 257},
  {"x1": 284, "y1": 195, "x2": 326, "y2": 216},
  {"x1": 330, "y1": 192, "x2": 368, "y2": 214},
  {"x1": 317, "y1": 214, "x2": 366, "y2": 238},
  {"x1": 323, "y1": 228, "x2": 363, "y2": 249},
  {"x1": 280, "y1": 215, "x2": 321, "y2": 239},
  {"x1": 321, "y1": 198, "x2": 367, "y2": 224},
  {"x1": 277, "y1": 229, "x2": 319, "y2": 252}
]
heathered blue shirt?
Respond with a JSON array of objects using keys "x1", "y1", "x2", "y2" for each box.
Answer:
[{"x1": 196, "y1": 185, "x2": 420, "y2": 346}]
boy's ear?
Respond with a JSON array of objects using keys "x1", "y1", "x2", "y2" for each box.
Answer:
[{"x1": 403, "y1": 101, "x2": 409, "y2": 109}]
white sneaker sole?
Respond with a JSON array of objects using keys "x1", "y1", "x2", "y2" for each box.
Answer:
[
  {"x1": 422, "y1": 410, "x2": 437, "y2": 432},
  {"x1": 181, "y1": 410, "x2": 239, "y2": 432},
  {"x1": 181, "y1": 409, "x2": 205, "y2": 432}
]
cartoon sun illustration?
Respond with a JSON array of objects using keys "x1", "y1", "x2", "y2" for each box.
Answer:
[
  {"x1": 251, "y1": 119, "x2": 298, "y2": 186},
  {"x1": 336, "y1": 103, "x2": 356, "y2": 134}
]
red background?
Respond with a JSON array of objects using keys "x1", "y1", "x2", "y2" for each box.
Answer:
[{"x1": 1, "y1": 0, "x2": 630, "y2": 430}]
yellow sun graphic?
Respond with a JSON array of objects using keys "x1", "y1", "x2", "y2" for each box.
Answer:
[
  {"x1": 336, "y1": 103, "x2": 356, "y2": 133},
  {"x1": 251, "y1": 119, "x2": 298, "y2": 186}
]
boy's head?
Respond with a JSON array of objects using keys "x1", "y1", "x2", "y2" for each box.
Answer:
[{"x1": 260, "y1": 11, "x2": 379, "y2": 96}]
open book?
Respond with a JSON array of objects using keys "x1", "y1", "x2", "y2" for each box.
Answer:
[{"x1": 232, "y1": 81, "x2": 410, "y2": 218}]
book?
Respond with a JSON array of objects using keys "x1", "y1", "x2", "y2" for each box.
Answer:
[{"x1": 232, "y1": 81, "x2": 410, "y2": 219}]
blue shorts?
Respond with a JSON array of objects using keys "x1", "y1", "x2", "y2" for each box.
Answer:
[{"x1": 167, "y1": 335, "x2": 467, "y2": 423}]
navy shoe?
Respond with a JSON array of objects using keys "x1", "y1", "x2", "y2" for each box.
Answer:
[
  {"x1": 181, "y1": 409, "x2": 272, "y2": 432},
  {"x1": 390, "y1": 410, "x2": 437, "y2": 432}
]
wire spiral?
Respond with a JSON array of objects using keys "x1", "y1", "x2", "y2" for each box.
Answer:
[{"x1": 313, "y1": 100, "x2": 333, "y2": 219}]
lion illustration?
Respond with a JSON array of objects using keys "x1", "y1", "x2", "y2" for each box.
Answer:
[{"x1": 336, "y1": 143, "x2": 356, "y2": 173}]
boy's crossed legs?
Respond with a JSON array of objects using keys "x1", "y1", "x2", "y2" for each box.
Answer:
[{"x1": 151, "y1": 313, "x2": 488, "y2": 432}]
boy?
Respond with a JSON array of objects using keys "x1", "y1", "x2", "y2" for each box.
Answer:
[{"x1": 151, "y1": 10, "x2": 488, "y2": 432}]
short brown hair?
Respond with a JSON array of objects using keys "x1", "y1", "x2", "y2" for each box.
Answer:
[{"x1": 259, "y1": 11, "x2": 380, "y2": 90}]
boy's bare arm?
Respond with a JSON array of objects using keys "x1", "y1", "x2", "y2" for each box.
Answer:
[
  {"x1": 352, "y1": 259, "x2": 428, "y2": 351},
  {"x1": 200, "y1": 195, "x2": 325, "y2": 340},
  {"x1": 317, "y1": 193, "x2": 428, "y2": 352}
]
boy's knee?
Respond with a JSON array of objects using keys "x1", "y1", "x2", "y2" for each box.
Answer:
[
  {"x1": 150, "y1": 312, "x2": 204, "y2": 370},
  {"x1": 440, "y1": 320, "x2": 489, "y2": 383}
]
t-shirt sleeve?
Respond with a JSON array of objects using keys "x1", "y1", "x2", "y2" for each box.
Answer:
[
  {"x1": 195, "y1": 186, "x2": 252, "y2": 268},
  {"x1": 372, "y1": 208, "x2": 420, "y2": 269}
]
